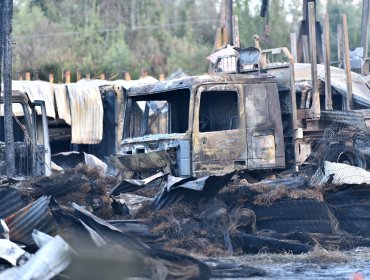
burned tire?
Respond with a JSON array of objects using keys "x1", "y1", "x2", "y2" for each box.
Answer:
[
  {"x1": 252, "y1": 199, "x2": 334, "y2": 233},
  {"x1": 252, "y1": 199, "x2": 330, "y2": 221},
  {"x1": 327, "y1": 202, "x2": 370, "y2": 236},
  {"x1": 257, "y1": 219, "x2": 333, "y2": 233},
  {"x1": 326, "y1": 147, "x2": 366, "y2": 169}
]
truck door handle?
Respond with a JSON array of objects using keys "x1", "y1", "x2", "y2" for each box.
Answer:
[{"x1": 201, "y1": 137, "x2": 207, "y2": 144}]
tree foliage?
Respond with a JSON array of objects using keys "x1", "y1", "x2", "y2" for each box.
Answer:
[{"x1": 11, "y1": 0, "x2": 365, "y2": 81}]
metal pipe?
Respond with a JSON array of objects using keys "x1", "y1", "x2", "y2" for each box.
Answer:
[
  {"x1": 323, "y1": 14, "x2": 333, "y2": 110},
  {"x1": 308, "y1": 2, "x2": 320, "y2": 119},
  {"x1": 342, "y1": 14, "x2": 353, "y2": 110},
  {"x1": 2, "y1": 0, "x2": 15, "y2": 177}
]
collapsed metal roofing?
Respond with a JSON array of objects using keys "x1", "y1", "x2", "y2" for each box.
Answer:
[
  {"x1": 294, "y1": 63, "x2": 370, "y2": 107},
  {"x1": 0, "y1": 77, "x2": 158, "y2": 145},
  {"x1": 5, "y1": 196, "x2": 58, "y2": 245},
  {"x1": 0, "y1": 187, "x2": 24, "y2": 219}
]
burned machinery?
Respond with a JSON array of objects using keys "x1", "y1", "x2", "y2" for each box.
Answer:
[
  {"x1": 110, "y1": 46, "x2": 370, "y2": 178},
  {"x1": 0, "y1": 91, "x2": 51, "y2": 176}
]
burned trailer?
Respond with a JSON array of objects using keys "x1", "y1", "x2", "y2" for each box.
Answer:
[{"x1": 0, "y1": 91, "x2": 51, "y2": 176}]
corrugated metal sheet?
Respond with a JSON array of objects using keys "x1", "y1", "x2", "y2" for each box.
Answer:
[
  {"x1": 67, "y1": 84, "x2": 103, "y2": 144},
  {"x1": 54, "y1": 84, "x2": 71, "y2": 125},
  {"x1": 294, "y1": 63, "x2": 370, "y2": 108},
  {"x1": 0, "y1": 187, "x2": 24, "y2": 219},
  {"x1": 5, "y1": 196, "x2": 58, "y2": 245},
  {"x1": 12, "y1": 81, "x2": 56, "y2": 118}
]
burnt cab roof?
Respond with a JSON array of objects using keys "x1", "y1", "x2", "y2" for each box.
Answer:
[{"x1": 127, "y1": 73, "x2": 276, "y2": 97}]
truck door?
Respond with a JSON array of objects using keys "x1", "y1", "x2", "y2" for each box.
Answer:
[
  {"x1": 31, "y1": 101, "x2": 51, "y2": 176},
  {"x1": 244, "y1": 83, "x2": 285, "y2": 169},
  {"x1": 192, "y1": 84, "x2": 247, "y2": 176}
]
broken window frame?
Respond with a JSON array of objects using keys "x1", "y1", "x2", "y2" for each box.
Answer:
[
  {"x1": 123, "y1": 88, "x2": 192, "y2": 139},
  {"x1": 193, "y1": 85, "x2": 243, "y2": 134}
]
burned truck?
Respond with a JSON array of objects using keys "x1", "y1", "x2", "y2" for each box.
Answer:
[
  {"x1": 0, "y1": 91, "x2": 51, "y2": 176},
  {"x1": 111, "y1": 47, "x2": 370, "y2": 178}
]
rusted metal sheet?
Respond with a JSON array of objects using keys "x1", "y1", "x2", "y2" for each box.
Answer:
[
  {"x1": 0, "y1": 186, "x2": 24, "y2": 219},
  {"x1": 5, "y1": 196, "x2": 58, "y2": 245},
  {"x1": 53, "y1": 84, "x2": 71, "y2": 125},
  {"x1": 67, "y1": 84, "x2": 103, "y2": 144}
]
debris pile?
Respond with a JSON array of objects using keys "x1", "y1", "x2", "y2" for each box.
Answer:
[{"x1": 2, "y1": 161, "x2": 370, "y2": 279}]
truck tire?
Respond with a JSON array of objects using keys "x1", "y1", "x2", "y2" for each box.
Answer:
[
  {"x1": 252, "y1": 199, "x2": 330, "y2": 221},
  {"x1": 326, "y1": 147, "x2": 366, "y2": 169},
  {"x1": 257, "y1": 219, "x2": 333, "y2": 233}
]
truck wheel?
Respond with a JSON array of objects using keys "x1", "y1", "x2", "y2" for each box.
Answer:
[{"x1": 326, "y1": 147, "x2": 366, "y2": 169}]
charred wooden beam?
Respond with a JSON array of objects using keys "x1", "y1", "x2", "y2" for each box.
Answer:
[
  {"x1": 308, "y1": 2, "x2": 320, "y2": 119},
  {"x1": 323, "y1": 14, "x2": 333, "y2": 110},
  {"x1": 1, "y1": 0, "x2": 15, "y2": 177},
  {"x1": 361, "y1": 0, "x2": 369, "y2": 75},
  {"x1": 342, "y1": 14, "x2": 353, "y2": 109}
]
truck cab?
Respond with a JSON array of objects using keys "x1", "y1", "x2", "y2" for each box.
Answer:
[
  {"x1": 0, "y1": 91, "x2": 51, "y2": 177},
  {"x1": 112, "y1": 73, "x2": 286, "y2": 177}
]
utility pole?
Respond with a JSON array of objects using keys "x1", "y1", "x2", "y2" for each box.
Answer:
[{"x1": 1, "y1": 0, "x2": 15, "y2": 177}]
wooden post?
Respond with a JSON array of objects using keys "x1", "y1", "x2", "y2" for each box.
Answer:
[
  {"x1": 141, "y1": 69, "x2": 148, "y2": 78},
  {"x1": 308, "y1": 2, "x2": 320, "y2": 119},
  {"x1": 159, "y1": 74, "x2": 165, "y2": 81},
  {"x1": 86, "y1": 73, "x2": 90, "y2": 80},
  {"x1": 76, "y1": 68, "x2": 81, "y2": 81},
  {"x1": 337, "y1": 24, "x2": 343, "y2": 68},
  {"x1": 65, "y1": 70, "x2": 71, "y2": 84},
  {"x1": 323, "y1": 14, "x2": 333, "y2": 110},
  {"x1": 49, "y1": 73, "x2": 54, "y2": 84},
  {"x1": 361, "y1": 0, "x2": 369, "y2": 74},
  {"x1": 290, "y1": 33, "x2": 298, "y2": 62},
  {"x1": 99, "y1": 73, "x2": 105, "y2": 80},
  {"x1": 223, "y1": 0, "x2": 233, "y2": 45},
  {"x1": 25, "y1": 72, "x2": 31, "y2": 81},
  {"x1": 232, "y1": 15, "x2": 240, "y2": 48},
  {"x1": 342, "y1": 14, "x2": 353, "y2": 110},
  {"x1": 124, "y1": 72, "x2": 131, "y2": 81},
  {"x1": 33, "y1": 70, "x2": 39, "y2": 80},
  {"x1": 302, "y1": 35, "x2": 309, "y2": 63}
]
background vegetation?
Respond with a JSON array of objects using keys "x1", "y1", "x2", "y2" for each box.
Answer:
[{"x1": 12, "y1": 0, "x2": 365, "y2": 81}]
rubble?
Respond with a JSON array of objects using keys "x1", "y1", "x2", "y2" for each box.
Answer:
[{"x1": 0, "y1": 160, "x2": 370, "y2": 278}]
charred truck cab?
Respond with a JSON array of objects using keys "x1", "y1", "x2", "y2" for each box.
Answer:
[
  {"x1": 112, "y1": 46, "x2": 370, "y2": 178},
  {"x1": 0, "y1": 91, "x2": 51, "y2": 177},
  {"x1": 114, "y1": 73, "x2": 285, "y2": 177}
]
